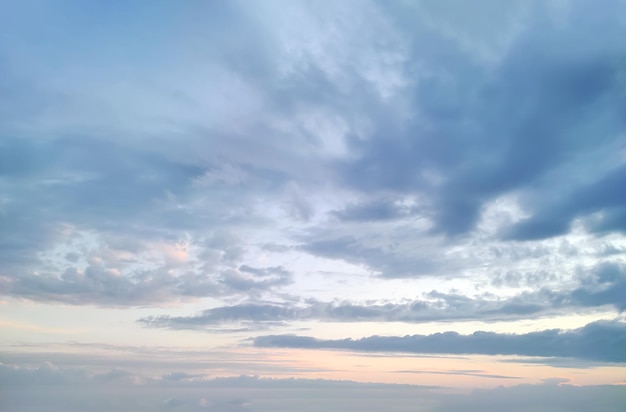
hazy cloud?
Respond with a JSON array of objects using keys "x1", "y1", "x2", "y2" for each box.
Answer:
[{"x1": 1, "y1": 361, "x2": 625, "y2": 412}]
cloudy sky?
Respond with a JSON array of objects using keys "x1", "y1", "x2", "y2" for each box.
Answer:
[{"x1": 1, "y1": 0, "x2": 626, "y2": 410}]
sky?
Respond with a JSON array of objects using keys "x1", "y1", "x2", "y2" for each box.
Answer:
[{"x1": 1, "y1": 0, "x2": 626, "y2": 410}]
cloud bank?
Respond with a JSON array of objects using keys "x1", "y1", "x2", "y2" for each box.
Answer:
[
  {"x1": 253, "y1": 320, "x2": 626, "y2": 362},
  {"x1": 1, "y1": 361, "x2": 625, "y2": 412}
]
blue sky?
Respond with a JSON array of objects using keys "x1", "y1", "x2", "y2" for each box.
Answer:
[{"x1": 1, "y1": 0, "x2": 626, "y2": 410}]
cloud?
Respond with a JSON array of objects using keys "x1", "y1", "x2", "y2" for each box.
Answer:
[
  {"x1": 1, "y1": 343, "x2": 341, "y2": 377},
  {"x1": 0, "y1": 259, "x2": 292, "y2": 306},
  {"x1": 332, "y1": 197, "x2": 419, "y2": 222},
  {"x1": 1, "y1": 0, "x2": 625, "y2": 321},
  {"x1": 333, "y1": 0, "x2": 626, "y2": 239},
  {"x1": 4, "y1": 4, "x2": 626, "y2": 409},
  {"x1": 1, "y1": 360, "x2": 625, "y2": 412},
  {"x1": 0, "y1": 0, "x2": 409, "y2": 306},
  {"x1": 395, "y1": 369, "x2": 521, "y2": 380},
  {"x1": 0, "y1": 362, "x2": 437, "y2": 412},
  {"x1": 141, "y1": 303, "x2": 301, "y2": 329},
  {"x1": 506, "y1": 165, "x2": 626, "y2": 240},
  {"x1": 432, "y1": 382, "x2": 626, "y2": 412},
  {"x1": 253, "y1": 320, "x2": 626, "y2": 362},
  {"x1": 141, "y1": 261, "x2": 626, "y2": 327}
]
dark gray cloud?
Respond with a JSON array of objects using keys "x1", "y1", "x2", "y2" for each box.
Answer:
[
  {"x1": 334, "y1": 0, "x2": 626, "y2": 238},
  {"x1": 253, "y1": 320, "x2": 626, "y2": 362},
  {"x1": 507, "y1": 165, "x2": 626, "y2": 240}
]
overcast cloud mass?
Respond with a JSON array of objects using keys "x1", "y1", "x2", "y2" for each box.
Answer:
[{"x1": 1, "y1": 0, "x2": 626, "y2": 410}]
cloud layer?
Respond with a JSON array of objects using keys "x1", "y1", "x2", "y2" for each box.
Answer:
[
  {"x1": 142, "y1": 261, "x2": 626, "y2": 328},
  {"x1": 1, "y1": 360, "x2": 625, "y2": 412},
  {"x1": 253, "y1": 320, "x2": 626, "y2": 362}
]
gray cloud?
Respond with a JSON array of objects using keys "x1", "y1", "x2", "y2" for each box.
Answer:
[
  {"x1": 332, "y1": 197, "x2": 418, "y2": 222},
  {"x1": 334, "y1": 0, "x2": 626, "y2": 238},
  {"x1": 142, "y1": 262, "x2": 626, "y2": 327},
  {"x1": 395, "y1": 369, "x2": 521, "y2": 380},
  {"x1": 253, "y1": 320, "x2": 626, "y2": 362},
  {"x1": 432, "y1": 382, "x2": 626, "y2": 412},
  {"x1": 139, "y1": 286, "x2": 610, "y2": 329},
  {"x1": 506, "y1": 165, "x2": 626, "y2": 240},
  {"x1": 0, "y1": 362, "x2": 437, "y2": 412},
  {"x1": 0, "y1": 0, "x2": 406, "y2": 306},
  {"x1": 1, "y1": 360, "x2": 625, "y2": 412},
  {"x1": 0, "y1": 263, "x2": 291, "y2": 306},
  {"x1": 136, "y1": 293, "x2": 549, "y2": 328}
]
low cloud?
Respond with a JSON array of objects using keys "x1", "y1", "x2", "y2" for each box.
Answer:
[
  {"x1": 395, "y1": 369, "x2": 521, "y2": 380},
  {"x1": 1, "y1": 361, "x2": 624, "y2": 412},
  {"x1": 253, "y1": 320, "x2": 626, "y2": 363}
]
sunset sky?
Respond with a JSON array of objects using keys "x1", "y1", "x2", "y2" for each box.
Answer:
[{"x1": 1, "y1": 1, "x2": 626, "y2": 410}]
